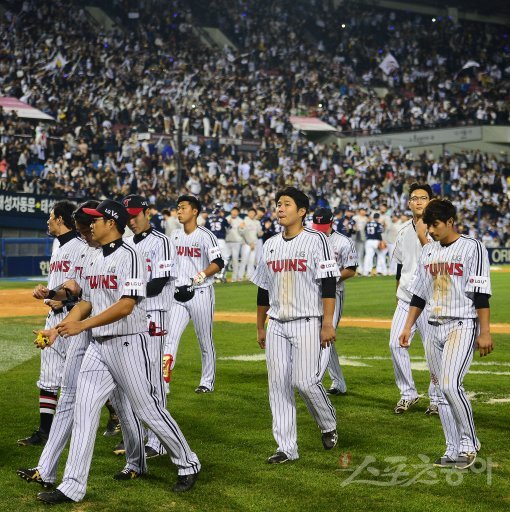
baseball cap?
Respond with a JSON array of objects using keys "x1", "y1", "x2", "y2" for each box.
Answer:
[
  {"x1": 312, "y1": 207, "x2": 334, "y2": 233},
  {"x1": 82, "y1": 199, "x2": 128, "y2": 230},
  {"x1": 122, "y1": 194, "x2": 149, "y2": 216}
]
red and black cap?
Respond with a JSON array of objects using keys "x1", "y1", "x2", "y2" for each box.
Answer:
[
  {"x1": 312, "y1": 207, "x2": 334, "y2": 233},
  {"x1": 82, "y1": 199, "x2": 128, "y2": 230},
  {"x1": 122, "y1": 194, "x2": 149, "y2": 216}
]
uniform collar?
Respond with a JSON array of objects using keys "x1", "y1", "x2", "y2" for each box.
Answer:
[
  {"x1": 57, "y1": 230, "x2": 79, "y2": 247},
  {"x1": 102, "y1": 238, "x2": 123, "y2": 256},
  {"x1": 133, "y1": 227, "x2": 153, "y2": 244}
]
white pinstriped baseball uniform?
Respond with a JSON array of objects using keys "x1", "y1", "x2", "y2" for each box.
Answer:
[
  {"x1": 390, "y1": 220, "x2": 438, "y2": 404},
  {"x1": 408, "y1": 235, "x2": 491, "y2": 458},
  {"x1": 39, "y1": 232, "x2": 88, "y2": 396},
  {"x1": 165, "y1": 226, "x2": 222, "y2": 391},
  {"x1": 57, "y1": 239, "x2": 199, "y2": 502},
  {"x1": 125, "y1": 227, "x2": 177, "y2": 455},
  {"x1": 35, "y1": 245, "x2": 99, "y2": 483},
  {"x1": 251, "y1": 228, "x2": 340, "y2": 460},
  {"x1": 323, "y1": 231, "x2": 358, "y2": 392}
]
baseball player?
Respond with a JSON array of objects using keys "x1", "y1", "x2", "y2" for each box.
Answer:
[
  {"x1": 251, "y1": 187, "x2": 340, "y2": 464},
  {"x1": 35, "y1": 199, "x2": 200, "y2": 504},
  {"x1": 205, "y1": 206, "x2": 230, "y2": 283},
  {"x1": 399, "y1": 199, "x2": 493, "y2": 469},
  {"x1": 122, "y1": 194, "x2": 177, "y2": 459},
  {"x1": 17, "y1": 201, "x2": 100, "y2": 489},
  {"x1": 226, "y1": 207, "x2": 244, "y2": 282},
  {"x1": 18, "y1": 201, "x2": 87, "y2": 447},
  {"x1": 362, "y1": 213, "x2": 385, "y2": 276},
  {"x1": 165, "y1": 195, "x2": 224, "y2": 393},
  {"x1": 239, "y1": 208, "x2": 261, "y2": 279},
  {"x1": 390, "y1": 183, "x2": 439, "y2": 415},
  {"x1": 311, "y1": 208, "x2": 358, "y2": 396}
]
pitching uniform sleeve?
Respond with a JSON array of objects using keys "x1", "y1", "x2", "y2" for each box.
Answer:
[
  {"x1": 392, "y1": 228, "x2": 403, "y2": 264},
  {"x1": 314, "y1": 232, "x2": 340, "y2": 280},
  {"x1": 152, "y1": 234, "x2": 177, "y2": 280},
  {"x1": 465, "y1": 240, "x2": 492, "y2": 297},
  {"x1": 119, "y1": 248, "x2": 146, "y2": 299},
  {"x1": 251, "y1": 249, "x2": 270, "y2": 290},
  {"x1": 204, "y1": 230, "x2": 223, "y2": 264},
  {"x1": 340, "y1": 237, "x2": 359, "y2": 269},
  {"x1": 407, "y1": 247, "x2": 430, "y2": 301}
]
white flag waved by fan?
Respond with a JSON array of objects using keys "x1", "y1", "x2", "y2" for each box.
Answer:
[
  {"x1": 379, "y1": 53, "x2": 400, "y2": 75},
  {"x1": 461, "y1": 60, "x2": 480, "y2": 71}
]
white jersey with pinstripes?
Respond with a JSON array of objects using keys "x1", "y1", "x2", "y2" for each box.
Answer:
[
  {"x1": 125, "y1": 228, "x2": 177, "y2": 312},
  {"x1": 171, "y1": 226, "x2": 222, "y2": 288},
  {"x1": 328, "y1": 230, "x2": 358, "y2": 292},
  {"x1": 47, "y1": 234, "x2": 88, "y2": 291},
  {"x1": 393, "y1": 219, "x2": 432, "y2": 303},
  {"x1": 81, "y1": 240, "x2": 147, "y2": 336},
  {"x1": 251, "y1": 228, "x2": 340, "y2": 321},
  {"x1": 408, "y1": 235, "x2": 491, "y2": 321}
]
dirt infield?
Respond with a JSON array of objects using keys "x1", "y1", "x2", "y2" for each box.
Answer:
[{"x1": 1, "y1": 289, "x2": 509, "y2": 333}]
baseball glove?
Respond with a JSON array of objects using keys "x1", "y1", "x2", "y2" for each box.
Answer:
[
  {"x1": 378, "y1": 240, "x2": 387, "y2": 250},
  {"x1": 34, "y1": 332, "x2": 50, "y2": 349},
  {"x1": 174, "y1": 280, "x2": 195, "y2": 303}
]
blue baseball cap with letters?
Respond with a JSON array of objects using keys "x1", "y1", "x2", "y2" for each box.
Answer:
[{"x1": 83, "y1": 199, "x2": 128, "y2": 230}]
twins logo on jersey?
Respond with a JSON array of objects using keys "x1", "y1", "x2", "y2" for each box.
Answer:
[
  {"x1": 176, "y1": 246, "x2": 202, "y2": 257},
  {"x1": 424, "y1": 262, "x2": 464, "y2": 277},
  {"x1": 267, "y1": 259, "x2": 307, "y2": 272},
  {"x1": 86, "y1": 275, "x2": 118, "y2": 289},
  {"x1": 49, "y1": 260, "x2": 71, "y2": 273}
]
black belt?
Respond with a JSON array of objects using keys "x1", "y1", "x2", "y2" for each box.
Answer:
[{"x1": 93, "y1": 335, "x2": 116, "y2": 343}]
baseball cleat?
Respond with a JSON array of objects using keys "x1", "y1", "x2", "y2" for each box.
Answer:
[
  {"x1": 37, "y1": 489, "x2": 75, "y2": 504},
  {"x1": 267, "y1": 451, "x2": 290, "y2": 464},
  {"x1": 103, "y1": 415, "x2": 121, "y2": 437},
  {"x1": 195, "y1": 385, "x2": 212, "y2": 394},
  {"x1": 16, "y1": 467, "x2": 54, "y2": 488},
  {"x1": 425, "y1": 404, "x2": 439, "y2": 416},
  {"x1": 455, "y1": 452, "x2": 477, "y2": 470},
  {"x1": 394, "y1": 397, "x2": 420, "y2": 414},
  {"x1": 145, "y1": 446, "x2": 162, "y2": 459},
  {"x1": 114, "y1": 468, "x2": 142, "y2": 480},
  {"x1": 321, "y1": 429, "x2": 338, "y2": 450},
  {"x1": 172, "y1": 472, "x2": 199, "y2": 492},
  {"x1": 326, "y1": 388, "x2": 347, "y2": 396},
  {"x1": 433, "y1": 455, "x2": 457, "y2": 468},
  {"x1": 113, "y1": 441, "x2": 126, "y2": 456},
  {"x1": 17, "y1": 429, "x2": 48, "y2": 446}
]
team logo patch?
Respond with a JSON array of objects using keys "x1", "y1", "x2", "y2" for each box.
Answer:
[
  {"x1": 124, "y1": 280, "x2": 144, "y2": 291},
  {"x1": 319, "y1": 260, "x2": 337, "y2": 270},
  {"x1": 468, "y1": 276, "x2": 488, "y2": 287}
]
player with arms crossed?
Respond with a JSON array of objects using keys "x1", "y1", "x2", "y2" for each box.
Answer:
[
  {"x1": 35, "y1": 200, "x2": 200, "y2": 504},
  {"x1": 165, "y1": 195, "x2": 224, "y2": 393},
  {"x1": 390, "y1": 183, "x2": 439, "y2": 415},
  {"x1": 399, "y1": 199, "x2": 493, "y2": 469},
  {"x1": 311, "y1": 208, "x2": 358, "y2": 396},
  {"x1": 251, "y1": 187, "x2": 340, "y2": 464}
]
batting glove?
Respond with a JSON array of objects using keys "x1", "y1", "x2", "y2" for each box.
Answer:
[{"x1": 193, "y1": 271, "x2": 206, "y2": 286}]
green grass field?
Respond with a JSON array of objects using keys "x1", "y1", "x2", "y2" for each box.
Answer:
[{"x1": 0, "y1": 274, "x2": 509, "y2": 511}]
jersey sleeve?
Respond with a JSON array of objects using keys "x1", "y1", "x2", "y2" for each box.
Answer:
[
  {"x1": 465, "y1": 241, "x2": 492, "y2": 296},
  {"x1": 152, "y1": 236, "x2": 177, "y2": 280},
  {"x1": 339, "y1": 238, "x2": 359, "y2": 268},
  {"x1": 407, "y1": 246, "x2": 429, "y2": 300},
  {"x1": 251, "y1": 247, "x2": 270, "y2": 289},
  {"x1": 119, "y1": 248, "x2": 146, "y2": 298},
  {"x1": 392, "y1": 227, "x2": 404, "y2": 264},
  {"x1": 315, "y1": 233, "x2": 341, "y2": 280},
  {"x1": 203, "y1": 230, "x2": 222, "y2": 262}
]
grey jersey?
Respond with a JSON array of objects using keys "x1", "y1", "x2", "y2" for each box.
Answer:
[
  {"x1": 126, "y1": 228, "x2": 177, "y2": 312},
  {"x1": 171, "y1": 226, "x2": 222, "y2": 288},
  {"x1": 81, "y1": 239, "x2": 147, "y2": 337},
  {"x1": 251, "y1": 228, "x2": 340, "y2": 321},
  {"x1": 328, "y1": 230, "x2": 358, "y2": 292},
  {"x1": 408, "y1": 235, "x2": 492, "y2": 322}
]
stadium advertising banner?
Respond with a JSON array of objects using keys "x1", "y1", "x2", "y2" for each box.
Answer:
[{"x1": 0, "y1": 191, "x2": 58, "y2": 229}]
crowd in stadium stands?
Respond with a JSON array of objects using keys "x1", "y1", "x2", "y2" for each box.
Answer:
[{"x1": 0, "y1": 0, "x2": 509, "y2": 250}]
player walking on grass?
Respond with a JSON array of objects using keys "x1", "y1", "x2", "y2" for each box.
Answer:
[
  {"x1": 399, "y1": 199, "x2": 493, "y2": 469},
  {"x1": 311, "y1": 208, "x2": 358, "y2": 396},
  {"x1": 390, "y1": 183, "x2": 439, "y2": 415},
  {"x1": 164, "y1": 195, "x2": 224, "y2": 394},
  {"x1": 18, "y1": 201, "x2": 87, "y2": 447},
  {"x1": 33, "y1": 199, "x2": 199, "y2": 504},
  {"x1": 251, "y1": 187, "x2": 340, "y2": 464}
]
